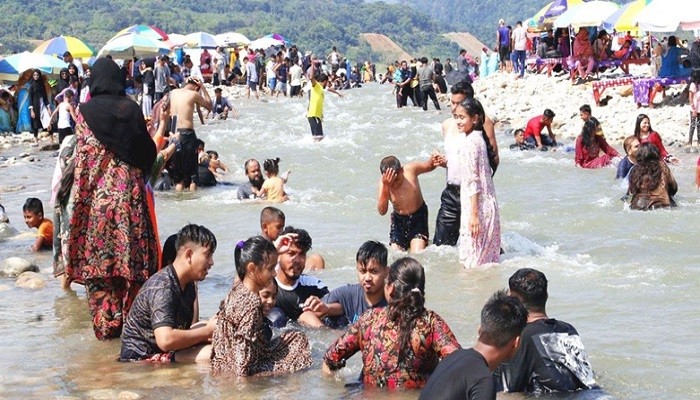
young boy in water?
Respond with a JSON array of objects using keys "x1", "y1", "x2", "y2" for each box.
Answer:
[
  {"x1": 260, "y1": 206, "x2": 286, "y2": 241},
  {"x1": 377, "y1": 155, "x2": 438, "y2": 253},
  {"x1": 23, "y1": 198, "x2": 53, "y2": 252}
]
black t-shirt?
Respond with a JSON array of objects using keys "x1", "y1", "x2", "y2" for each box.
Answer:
[
  {"x1": 419, "y1": 348, "x2": 496, "y2": 400},
  {"x1": 494, "y1": 318, "x2": 597, "y2": 394},
  {"x1": 542, "y1": 36, "x2": 556, "y2": 49},
  {"x1": 120, "y1": 265, "x2": 196, "y2": 360},
  {"x1": 275, "y1": 275, "x2": 328, "y2": 321},
  {"x1": 322, "y1": 283, "x2": 387, "y2": 326}
]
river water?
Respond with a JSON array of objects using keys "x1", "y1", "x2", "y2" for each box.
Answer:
[{"x1": 0, "y1": 83, "x2": 698, "y2": 399}]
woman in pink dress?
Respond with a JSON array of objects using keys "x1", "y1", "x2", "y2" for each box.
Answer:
[
  {"x1": 456, "y1": 98, "x2": 501, "y2": 268},
  {"x1": 575, "y1": 117, "x2": 620, "y2": 168}
]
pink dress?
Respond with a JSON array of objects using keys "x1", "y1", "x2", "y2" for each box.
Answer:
[{"x1": 459, "y1": 130, "x2": 501, "y2": 268}]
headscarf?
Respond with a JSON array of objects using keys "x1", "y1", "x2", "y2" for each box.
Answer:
[
  {"x1": 57, "y1": 68, "x2": 70, "y2": 93},
  {"x1": 80, "y1": 58, "x2": 156, "y2": 172}
]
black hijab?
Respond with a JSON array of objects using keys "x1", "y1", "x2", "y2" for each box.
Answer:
[
  {"x1": 57, "y1": 68, "x2": 70, "y2": 93},
  {"x1": 80, "y1": 58, "x2": 155, "y2": 172}
]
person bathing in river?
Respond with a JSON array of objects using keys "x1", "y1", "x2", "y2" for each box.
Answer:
[
  {"x1": 509, "y1": 129, "x2": 535, "y2": 150},
  {"x1": 524, "y1": 109, "x2": 557, "y2": 150},
  {"x1": 616, "y1": 136, "x2": 640, "y2": 182},
  {"x1": 259, "y1": 207, "x2": 326, "y2": 272},
  {"x1": 259, "y1": 158, "x2": 289, "y2": 203},
  {"x1": 574, "y1": 117, "x2": 620, "y2": 169},
  {"x1": 633, "y1": 114, "x2": 679, "y2": 165},
  {"x1": 627, "y1": 143, "x2": 678, "y2": 210},
  {"x1": 377, "y1": 155, "x2": 438, "y2": 253}
]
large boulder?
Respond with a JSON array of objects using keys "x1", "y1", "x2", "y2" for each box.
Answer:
[
  {"x1": 1, "y1": 257, "x2": 39, "y2": 277},
  {"x1": 15, "y1": 271, "x2": 45, "y2": 289}
]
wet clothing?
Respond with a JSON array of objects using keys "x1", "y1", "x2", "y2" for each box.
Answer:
[
  {"x1": 616, "y1": 156, "x2": 634, "y2": 180},
  {"x1": 575, "y1": 135, "x2": 619, "y2": 168},
  {"x1": 236, "y1": 180, "x2": 262, "y2": 200},
  {"x1": 420, "y1": 348, "x2": 496, "y2": 400},
  {"x1": 324, "y1": 308, "x2": 460, "y2": 389},
  {"x1": 639, "y1": 131, "x2": 671, "y2": 160},
  {"x1": 390, "y1": 202, "x2": 429, "y2": 249},
  {"x1": 495, "y1": 318, "x2": 597, "y2": 394},
  {"x1": 197, "y1": 164, "x2": 217, "y2": 187},
  {"x1": 212, "y1": 96, "x2": 231, "y2": 116},
  {"x1": 322, "y1": 284, "x2": 388, "y2": 326},
  {"x1": 524, "y1": 116, "x2": 554, "y2": 146},
  {"x1": 170, "y1": 129, "x2": 199, "y2": 187},
  {"x1": 275, "y1": 275, "x2": 328, "y2": 322},
  {"x1": 433, "y1": 184, "x2": 460, "y2": 246},
  {"x1": 628, "y1": 160, "x2": 678, "y2": 210},
  {"x1": 120, "y1": 265, "x2": 196, "y2": 361},
  {"x1": 211, "y1": 281, "x2": 312, "y2": 376}
]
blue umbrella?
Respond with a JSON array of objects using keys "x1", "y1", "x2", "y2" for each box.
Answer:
[
  {"x1": 543, "y1": 0, "x2": 585, "y2": 19},
  {"x1": 0, "y1": 51, "x2": 67, "y2": 81}
]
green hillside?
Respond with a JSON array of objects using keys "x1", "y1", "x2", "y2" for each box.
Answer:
[{"x1": 0, "y1": 0, "x2": 460, "y2": 63}]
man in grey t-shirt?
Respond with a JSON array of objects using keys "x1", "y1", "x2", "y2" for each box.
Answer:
[
  {"x1": 417, "y1": 56, "x2": 440, "y2": 111},
  {"x1": 304, "y1": 241, "x2": 388, "y2": 326},
  {"x1": 154, "y1": 55, "x2": 171, "y2": 102}
]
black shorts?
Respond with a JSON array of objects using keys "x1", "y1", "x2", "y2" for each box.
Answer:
[
  {"x1": 290, "y1": 85, "x2": 301, "y2": 97},
  {"x1": 390, "y1": 202, "x2": 429, "y2": 249},
  {"x1": 499, "y1": 46, "x2": 511, "y2": 62},
  {"x1": 170, "y1": 129, "x2": 199, "y2": 187},
  {"x1": 308, "y1": 117, "x2": 323, "y2": 137}
]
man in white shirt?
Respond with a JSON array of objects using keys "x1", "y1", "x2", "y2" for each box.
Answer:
[
  {"x1": 289, "y1": 63, "x2": 303, "y2": 97},
  {"x1": 511, "y1": 21, "x2": 528, "y2": 79}
]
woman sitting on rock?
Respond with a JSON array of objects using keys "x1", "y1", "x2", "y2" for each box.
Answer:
[
  {"x1": 575, "y1": 117, "x2": 619, "y2": 168},
  {"x1": 628, "y1": 143, "x2": 678, "y2": 210}
]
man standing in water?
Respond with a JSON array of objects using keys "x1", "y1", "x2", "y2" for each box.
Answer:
[
  {"x1": 495, "y1": 268, "x2": 597, "y2": 394},
  {"x1": 169, "y1": 77, "x2": 212, "y2": 191},
  {"x1": 433, "y1": 81, "x2": 499, "y2": 246},
  {"x1": 307, "y1": 63, "x2": 342, "y2": 141}
]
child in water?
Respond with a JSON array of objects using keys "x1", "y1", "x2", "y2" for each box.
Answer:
[
  {"x1": 23, "y1": 197, "x2": 53, "y2": 252},
  {"x1": 260, "y1": 158, "x2": 289, "y2": 202},
  {"x1": 210, "y1": 235, "x2": 312, "y2": 376}
]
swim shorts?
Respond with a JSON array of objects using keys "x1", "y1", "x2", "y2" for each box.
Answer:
[
  {"x1": 308, "y1": 117, "x2": 323, "y2": 137},
  {"x1": 247, "y1": 81, "x2": 258, "y2": 91},
  {"x1": 499, "y1": 46, "x2": 510, "y2": 62},
  {"x1": 170, "y1": 129, "x2": 199, "y2": 187},
  {"x1": 390, "y1": 202, "x2": 429, "y2": 250}
]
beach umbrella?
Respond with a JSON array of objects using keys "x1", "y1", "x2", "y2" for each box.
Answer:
[
  {"x1": 526, "y1": 1, "x2": 556, "y2": 31},
  {"x1": 249, "y1": 37, "x2": 284, "y2": 50},
  {"x1": 164, "y1": 33, "x2": 187, "y2": 48},
  {"x1": 215, "y1": 32, "x2": 251, "y2": 47},
  {"x1": 115, "y1": 24, "x2": 168, "y2": 41},
  {"x1": 264, "y1": 33, "x2": 289, "y2": 44},
  {"x1": 554, "y1": 1, "x2": 620, "y2": 28},
  {"x1": 636, "y1": 0, "x2": 700, "y2": 31},
  {"x1": 543, "y1": 0, "x2": 585, "y2": 19},
  {"x1": 0, "y1": 51, "x2": 67, "y2": 81},
  {"x1": 603, "y1": 0, "x2": 652, "y2": 32},
  {"x1": 33, "y1": 35, "x2": 96, "y2": 59},
  {"x1": 184, "y1": 32, "x2": 221, "y2": 49},
  {"x1": 98, "y1": 33, "x2": 171, "y2": 59}
]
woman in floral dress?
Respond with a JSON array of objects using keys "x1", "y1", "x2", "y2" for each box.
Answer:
[
  {"x1": 65, "y1": 58, "x2": 158, "y2": 340},
  {"x1": 323, "y1": 257, "x2": 460, "y2": 389},
  {"x1": 456, "y1": 98, "x2": 501, "y2": 268}
]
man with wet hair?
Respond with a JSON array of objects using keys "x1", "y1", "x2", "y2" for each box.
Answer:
[
  {"x1": 120, "y1": 224, "x2": 217, "y2": 363},
  {"x1": 304, "y1": 241, "x2": 389, "y2": 326},
  {"x1": 274, "y1": 226, "x2": 329, "y2": 327},
  {"x1": 523, "y1": 109, "x2": 557, "y2": 149},
  {"x1": 420, "y1": 290, "x2": 528, "y2": 400},
  {"x1": 236, "y1": 159, "x2": 265, "y2": 200},
  {"x1": 433, "y1": 81, "x2": 499, "y2": 247},
  {"x1": 377, "y1": 154, "x2": 438, "y2": 253},
  {"x1": 495, "y1": 268, "x2": 598, "y2": 394}
]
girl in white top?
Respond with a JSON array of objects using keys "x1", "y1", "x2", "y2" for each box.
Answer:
[
  {"x1": 50, "y1": 90, "x2": 78, "y2": 144},
  {"x1": 688, "y1": 70, "x2": 700, "y2": 148}
]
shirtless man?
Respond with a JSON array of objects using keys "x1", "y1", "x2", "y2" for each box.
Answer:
[
  {"x1": 169, "y1": 77, "x2": 212, "y2": 191},
  {"x1": 377, "y1": 155, "x2": 437, "y2": 253},
  {"x1": 433, "y1": 81, "x2": 499, "y2": 246}
]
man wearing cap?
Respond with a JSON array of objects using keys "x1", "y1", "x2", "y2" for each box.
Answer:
[
  {"x1": 154, "y1": 55, "x2": 172, "y2": 103},
  {"x1": 496, "y1": 19, "x2": 511, "y2": 72},
  {"x1": 523, "y1": 109, "x2": 558, "y2": 149},
  {"x1": 63, "y1": 51, "x2": 84, "y2": 77}
]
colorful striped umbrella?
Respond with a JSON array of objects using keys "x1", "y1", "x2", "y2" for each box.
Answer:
[
  {"x1": 602, "y1": 0, "x2": 651, "y2": 32},
  {"x1": 0, "y1": 51, "x2": 67, "y2": 81},
  {"x1": 527, "y1": 1, "x2": 556, "y2": 30},
  {"x1": 115, "y1": 25, "x2": 168, "y2": 41},
  {"x1": 33, "y1": 35, "x2": 96, "y2": 59},
  {"x1": 543, "y1": 0, "x2": 585, "y2": 19},
  {"x1": 554, "y1": 0, "x2": 620, "y2": 28},
  {"x1": 98, "y1": 33, "x2": 171, "y2": 59}
]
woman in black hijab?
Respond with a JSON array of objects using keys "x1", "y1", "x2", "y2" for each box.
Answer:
[
  {"x1": 56, "y1": 68, "x2": 70, "y2": 94},
  {"x1": 64, "y1": 58, "x2": 159, "y2": 340},
  {"x1": 27, "y1": 69, "x2": 49, "y2": 141}
]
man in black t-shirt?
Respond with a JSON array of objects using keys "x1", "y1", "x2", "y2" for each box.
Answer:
[
  {"x1": 304, "y1": 241, "x2": 388, "y2": 327},
  {"x1": 120, "y1": 224, "x2": 217, "y2": 363},
  {"x1": 420, "y1": 291, "x2": 528, "y2": 400},
  {"x1": 273, "y1": 226, "x2": 329, "y2": 327},
  {"x1": 495, "y1": 268, "x2": 598, "y2": 394}
]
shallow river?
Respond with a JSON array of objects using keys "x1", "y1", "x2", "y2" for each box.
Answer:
[{"x1": 0, "y1": 83, "x2": 698, "y2": 399}]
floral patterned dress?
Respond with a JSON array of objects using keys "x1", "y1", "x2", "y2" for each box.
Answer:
[
  {"x1": 459, "y1": 129, "x2": 501, "y2": 268},
  {"x1": 65, "y1": 112, "x2": 159, "y2": 340},
  {"x1": 323, "y1": 307, "x2": 460, "y2": 389},
  {"x1": 211, "y1": 281, "x2": 312, "y2": 376}
]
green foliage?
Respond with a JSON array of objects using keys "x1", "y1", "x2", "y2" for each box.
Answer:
[{"x1": 0, "y1": 0, "x2": 459, "y2": 63}]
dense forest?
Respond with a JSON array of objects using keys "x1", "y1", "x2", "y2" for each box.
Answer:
[
  {"x1": 0, "y1": 0, "x2": 463, "y2": 63},
  {"x1": 399, "y1": 0, "x2": 628, "y2": 48}
]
